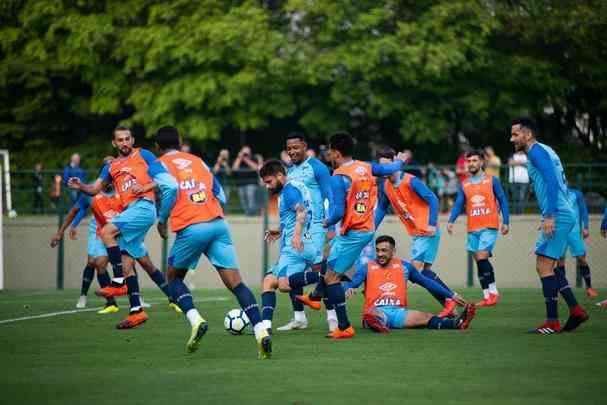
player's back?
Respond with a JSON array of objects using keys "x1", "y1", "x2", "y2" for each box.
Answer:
[
  {"x1": 159, "y1": 151, "x2": 224, "y2": 232},
  {"x1": 527, "y1": 143, "x2": 574, "y2": 219},
  {"x1": 287, "y1": 157, "x2": 327, "y2": 224},
  {"x1": 278, "y1": 180, "x2": 313, "y2": 248}
]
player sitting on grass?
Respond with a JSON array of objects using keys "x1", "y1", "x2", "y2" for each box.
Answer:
[
  {"x1": 258, "y1": 159, "x2": 320, "y2": 332},
  {"x1": 343, "y1": 235, "x2": 476, "y2": 332}
]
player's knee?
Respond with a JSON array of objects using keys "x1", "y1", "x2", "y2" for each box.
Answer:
[{"x1": 277, "y1": 278, "x2": 290, "y2": 293}]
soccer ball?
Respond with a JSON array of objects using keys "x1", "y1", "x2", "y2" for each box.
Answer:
[{"x1": 224, "y1": 308, "x2": 250, "y2": 335}]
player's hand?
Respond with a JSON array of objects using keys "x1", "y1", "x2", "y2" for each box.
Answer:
[
  {"x1": 427, "y1": 225, "x2": 437, "y2": 236},
  {"x1": 68, "y1": 227, "x2": 78, "y2": 240},
  {"x1": 601, "y1": 228, "x2": 607, "y2": 238},
  {"x1": 394, "y1": 152, "x2": 408, "y2": 162},
  {"x1": 582, "y1": 228, "x2": 589, "y2": 239},
  {"x1": 327, "y1": 230, "x2": 336, "y2": 241},
  {"x1": 452, "y1": 294, "x2": 466, "y2": 306},
  {"x1": 67, "y1": 177, "x2": 81, "y2": 190},
  {"x1": 345, "y1": 288, "x2": 356, "y2": 299},
  {"x1": 542, "y1": 217, "x2": 555, "y2": 238},
  {"x1": 446, "y1": 223, "x2": 455, "y2": 235},
  {"x1": 292, "y1": 236, "x2": 304, "y2": 252},
  {"x1": 264, "y1": 230, "x2": 281, "y2": 243},
  {"x1": 157, "y1": 222, "x2": 168, "y2": 239},
  {"x1": 50, "y1": 233, "x2": 62, "y2": 248},
  {"x1": 131, "y1": 183, "x2": 144, "y2": 195},
  {"x1": 500, "y1": 224, "x2": 510, "y2": 235}
]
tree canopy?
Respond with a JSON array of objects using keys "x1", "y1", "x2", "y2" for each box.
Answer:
[{"x1": 1, "y1": 0, "x2": 606, "y2": 168}]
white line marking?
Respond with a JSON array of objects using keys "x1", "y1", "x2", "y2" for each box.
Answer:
[{"x1": 0, "y1": 297, "x2": 228, "y2": 325}]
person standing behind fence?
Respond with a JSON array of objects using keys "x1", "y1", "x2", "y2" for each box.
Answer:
[
  {"x1": 50, "y1": 173, "x2": 62, "y2": 209},
  {"x1": 508, "y1": 151, "x2": 530, "y2": 214},
  {"x1": 447, "y1": 149, "x2": 510, "y2": 307},
  {"x1": 484, "y1": 146, "x2": 501, "y2": 179},
  {"x1": 213, "y1": 149, "x2": 232, "y2": 201},
  {"x1": 32, "y1": 163, "x2": 44, "y2": 213},
  {"x1": 232, "y1": 145, "x2": 262, "y2": 216},
  {"x1": 63, "y1": 153, "x2": 86, "y2": 205}
]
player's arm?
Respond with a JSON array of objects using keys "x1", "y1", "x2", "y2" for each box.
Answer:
[
  {"x1": 370, "y1": 159, "x2": 405, "y2": 177},
  {"x1": 342, "y1": 262, "x2": 368, "y2": 298},
  {"x1": 410, "y1": 177, "x2": 439, "y2": 232},
  {"x1": 527, "y1": 145, "x2": 559, "y2": 217},
  {"x1": 310, "y1": 158, "x2": 334, "y2": 213},
  {"x1": 50, "y1": 203, "x2": 82, "y2": 247},
  {"x1": 406, "y1": 262, "x2": 464, "y2": 304},
  {"x1": 375, "y1": 182, "x2": 390, "y2": 228},
  {"x1": 325, "y1": 175, "x2": 346, "y2": 227},
  {"x1": 447, "y1": 187, "x2": 466, "y2": 234},
  {"x1": 149, "y1": 160, "x2": 178, "y2": 238},
  {"x1": 574, "y1": 189, "x2": 589, "y2": 233},
  {"x1": 492, "y1": 176, "x2": 510, "y2": 234},
  {"x1": 212, "y1": 175, "x2": 227, "y2": 205},
  {"x1": 601, "y1": 205, "x2": 607, "y2": 237},
  {"x1": 68, "y1": 163, "x2": 111, "y2": 196},
  {"x1": 293, "y1": 204, "x2": 307, "y2": 252}
]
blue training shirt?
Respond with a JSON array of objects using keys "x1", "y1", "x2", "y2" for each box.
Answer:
[
  {"x1": 568, "y1": 188, "x2": 589, "y2": 230},
  {"x1": 278, "y1": 181, "x2": 313, "y2": 249},
  {"x1": 287, "y1": 157, "x2": 332, "y2": 225},
  {"x1": 602, "y1": 205, "x2": 607, "y2": 231},
  {"x1": 527, "y1": 143, "x2": 574, "y2": 220},
  {"x1": 342, "y1": 259, "x2": 455, "y2": 302},
  {"x1": 448, "y1": 173, "x2": 510, "y2": 226},
  {"x1": 326, "y1": 160, "x2": 405, "y2": 226}
]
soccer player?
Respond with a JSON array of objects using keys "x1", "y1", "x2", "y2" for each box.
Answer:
[
  {"x1": 258, "y1": 160, "x2": 320, "y2": 333},
  {"x1": 279, "y1": 132, "x2": 333, "y2": 331},
  {"x1": 299, "y1": 132, "x2": 408, "y2": 338},
  {"x1": 447, "y1": 149, "x2": 510, "y2": 306},
  {"x1": 68, "y1": 181, "x2": 181, "y2": 313},
  {"x1": 510, "y1": 118, "x2": 588, "y2": 334},
  {"x1": 154, "y1": 126, "x2": 271, "y2": 358},
  {"x1": 68, "y1": 126, "x2": 177, "y2": 329},
  {"x1": 374, "y1": 148, "x2": 460, "y2": 318},
  {"x1": 598, "y1": 205, "x2": 607, "y2": 308},
  {"x1": 343, "y1": 235, "x2": 476, "y2": 332},
  {"x1": 556, "y1": 187, "x2": 597, "y2": 298}
]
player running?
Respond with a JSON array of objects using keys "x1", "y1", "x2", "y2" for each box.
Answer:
[
  {"x1": 298, "y1": 132, "x2": 408, "y2": 339},
  {"x1": 258, "y1": 160, "x2": 320, "y2": 333},
  {"x1": 374, "y1": 148, "x2": 460, "y2": 318},
  {"x1": 68, "y1": 126, "x2": 177, "y2": 329},
  {"x1": 447, "y1": 149, "x2": 510, "y2": 307},
  {"x1": 555, "y1": 187, "x2": 597, "y2": 298},
  {"x1": 279, "y1": 132, "x2": 333, "y2": 331},
  {"x1": 154, "y1": 127, "x2": 271, "y2": 358},
  {"x1": 343, "y1": 235, "x2": 475, "y2": 332},
  {"x1": 510, "y1": 118, "x2": 588, "y2": 334}
]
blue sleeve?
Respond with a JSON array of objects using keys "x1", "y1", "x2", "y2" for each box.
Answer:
[
  {"x1": 571, "y1": 190, "x2": 588, "y2": 229},
  {"x1": 405, "y1": 261, "x2": 454, "y2": 298},
  {"x1": 528, "y1": 145, "x2": 559, "y2": 216},
  {"x1": 410, "y1": 177, "x2": 439, "y2": 227},
  {"x1": 151, "y1": 161, "x2": 178, "y2": 224},
  {"x1": 325, "y1": 175, "x2": 346, "y2": 226},
  {"x1": 70, "y1": 195, "x2": 91, "y2": 227},
  {"x1": 602, "y1": 206, "x2": 607, "y2": 231},
  {"x1": 284, "y1": 185, "x2": 304, "y2": 211},
  {"x1": 448, "y1": 187, "x2": 466, "y2": 223},
  {"x1": 310, "y1": 158, "x2": 334, "y2": 211},
  {"x1": 62, "y1": 166, "x2": 70, "y2": 184},
  {"x1": 492, "y1": 177, "x2": 510, "y2": 225},
  {"x1": 371, "y1": 160, "x2": 404, "y2": 177},
  {"x1": 213, "y1": 175, "x2": 226, "y2": 205},
  {"x1": 375, "y1": 184, "x2": 390, "y2": 228},
  {"x1": 140, "y1": 149, "x2": 157, "y2": 165},
  {"x1": 99, "y1": 163, "x2": 112, "y2": 183},
  {"x1": 342, "y1": 262, "x2": 368, "y2": 291}
]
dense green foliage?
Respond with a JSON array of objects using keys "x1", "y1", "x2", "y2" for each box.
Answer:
[
  {"x1": 1, "y1": 0, "x2": 606, "y2": 168},
  {"x1": 0, "y1": 288, "x2": 605, "y2": 404}
]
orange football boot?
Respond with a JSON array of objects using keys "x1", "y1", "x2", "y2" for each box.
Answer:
[
  {"x1": 586, "y1": 288, "x2": 599, "y2": 298},
  {"x1": 96, "y1": 284, "x2": 127, "y2": 298},
  {"x1": 295, "y1": 294, "x2": 321, "y2": 310},
  {"x1": 326, "y1": 325, "x2": 355, "y2": 339},
  {"x1": 477, "y1": 293, "x2": 499, "y2": 307},
  {"x1": 116, "y1": 310, "x2": 148, "y2": 329},
  {"x1": 438, "y1": 298, "x2": 457, "y2": 318}
]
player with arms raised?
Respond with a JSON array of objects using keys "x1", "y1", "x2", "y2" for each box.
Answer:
[{"x1": 510, "y1": 118, "x2": 588, "y2": 334}]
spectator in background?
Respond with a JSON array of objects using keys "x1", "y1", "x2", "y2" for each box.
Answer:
[
  {"x1": 427, "y1": 162, "x2": 447, "y2": 212},
  {"x1": 318, "y1": 144, "x2": 331, "y2": 167},
  {"x1": 180, "y1": 143, "x2": 191, "y2": 153},
  {"x1": 280, "y1": 150, "x2": 292, "y2": 167},
  {"x1": 232, "y1": 145, "x2": 263, "y2": 216},
  {"x1": 484, "y1": 146, "x2": 502, "y2": 179},
  {"x1": 442, "y1": 167, "x2": 458, "y2": 211},
  {"x1": 213, "y1": 149, "x2": 232, "y2": 200},
  {"x1": 32, "y1": 163, "x2": 44, "y2": 213},
  {"x1": 508, "y1": 151, "x2": 530, "y2": 214},
  {"x1": 402, "y1": 149, "x2": 423, "y2": 178},
  {"x1": 455, "y1": 142, "x2": 470, "y2": 183},
  {"x1": 62, "y1": 153, "x2": 86, "y2": 204},
  {"x1": 50, "y1": 173, "x2": 62, "y2": 210},
  {"x1": 306, "y1": 149, "x2": 317, "y2": 159}
]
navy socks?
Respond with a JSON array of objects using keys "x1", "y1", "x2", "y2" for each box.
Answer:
[
  {"x1": 579, "y1": 264, "x2": 592, "y2": 288},
  {"x1": 554, "y1": 266, "x2": 578, "y2": 309},
  {"x1": 476, "y1": 259, "x2": 494, "y2": 289},
  {"x1": 106, "y1": 246, "x2": 123, "y2": 279},
  {"x1": 421, "y1": 269, "x2": 452, "y2": 306},
  {"x1": 261, "y1": 291, "x2": 276, "y2": 321},
  {"x1": 427, "y1": 316, "x2": 458, "y2": 330},
  {"x1": 150, "y1": 270, "x2": 171, "y2": 299},
  {"x1": 232, "y1": 283, "x2": 262, "y2": 326},
  {"x1": 169, "y1": 278, "x2": 195, "y2": 313},
  {"x1": 326, "y1": 283, "x2": 350, "y2": 330},
  {"x1": 80, "y1": 265, "x2": 95, "y2": 296},
  {"x1": 126, "y1": 275, "x2": 142, "y2": 313},
  {"x1": 540, "y1": 275, "x2": 559, "y2": 321}
]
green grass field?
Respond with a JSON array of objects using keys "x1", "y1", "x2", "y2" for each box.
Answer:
[{"x1": 1, "y1": 288, "x2": 606, "y2": 405}]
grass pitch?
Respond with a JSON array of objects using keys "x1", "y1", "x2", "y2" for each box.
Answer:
[{"x1": 1, "y1": 288, "x2": 605, "y2": 405}]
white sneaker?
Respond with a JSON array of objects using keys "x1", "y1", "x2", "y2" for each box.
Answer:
[
  {"x1": 140, "y1": 297, "x2": 152, "y2": 308},
  {"x1": 327, "y1": 318, "x2": 338, "y2": 332},
  {"x1": 276, "y1": 319, "x2": 308, "y2": 331},
  {"x1": 76, "y1": 295, "x2": 87, "y2": 309}
]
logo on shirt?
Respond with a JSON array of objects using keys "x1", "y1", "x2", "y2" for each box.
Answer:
[
  {"x1": 470, "y1": 195, "x2": 485, "y2": 205},
  {"x1": 378, "y1": 282, "x2": 397, "y2": 293},
  {"x1": 355, "y1": 166, "x2": 367, "y2": 176},
  {"x1": 172, "y1": 158, "x2": 192, "y2": 170}
]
